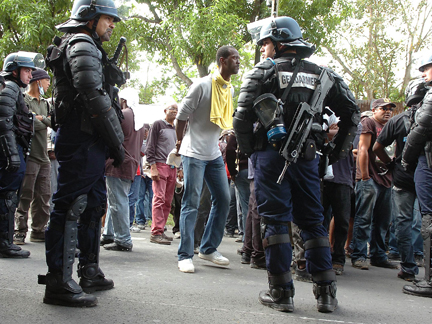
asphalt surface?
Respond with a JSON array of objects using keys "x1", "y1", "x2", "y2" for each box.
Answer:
[{"x1": 1, "y1": 228, "x2": 431, "y2": 324}]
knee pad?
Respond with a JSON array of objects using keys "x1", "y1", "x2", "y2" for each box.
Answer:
[
  {"x1": 63, "y1": 195, "x2": 87, "y2": 283},
  {"x1": 421, "y1": 214, "x2": 432, "y2": 241},
  {"x1": 4, "y1": 191, "x2": 18, "y2": 214},
  {"x1": 260, "y1": 217, "x2": 291, "y2": 249},
  {"x1": 268, "y1": 271, "x2": 294, "y2": 288}
]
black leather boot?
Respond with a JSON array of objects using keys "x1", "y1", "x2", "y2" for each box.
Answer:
[
  {"x1": 259, "y1": 285, "x2": 295, "y2": 312},
  {"x1": 0, "y1": 233, "x2": 30, "y2": 258},
  {"x1": 403, "y1": 280, "x2": 432, "y2": 298},
  {"x1": 313, "y1": 281, "x2": 338, "y2": 313},
  {"x1": 78, "y1": 263, "x2": 114, "y2": 293},
  {"x1": 39, "y1": 272, "x2": 97, "y2": 307}
]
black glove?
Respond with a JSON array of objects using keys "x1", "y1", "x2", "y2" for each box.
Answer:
[
  {"x1": 6, "y1": 154, "x2": 20, "y2": 173},
  {"x1": 401, "y1": 158, "x2": 416, "y2": 172},
  {"x1": 386, "y1": 158, "x2": 396, "y2": 172},
  {"x1": 111, "y1": 145, "x2": 125, "y2": 168}
]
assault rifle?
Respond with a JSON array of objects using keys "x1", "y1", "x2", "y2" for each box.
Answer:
[{"x1": 276, "y1": 68, "x2": 335, "y2": 184}]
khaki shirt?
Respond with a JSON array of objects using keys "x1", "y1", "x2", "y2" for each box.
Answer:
[{"x1": 24, "y1": 93, "x2": 51, "y2": 164}]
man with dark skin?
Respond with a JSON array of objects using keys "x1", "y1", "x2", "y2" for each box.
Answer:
[
  {"x1": 175, "y1": 46, "x2": 240, "y2": 273},
  {"x1": 147, "y1": 103, "x2": 178, "y2": 245}
]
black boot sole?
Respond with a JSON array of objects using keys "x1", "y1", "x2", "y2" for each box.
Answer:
[
  {"x1": 81, "y1": 282, "x2": 114, "y2": 294},
  {"x1": 403, "y1": 289, "x2": 432, "y2": 298},
  {"x1": 259, "y1": 299, "x2": 294, "y2": 312},
  {"x1": 317, "y1": 300, "x2": 338, "y2": 313},
  {"x1": 0, "y1": 251, "x2": 30, "y2": 258},
  {"x1": 43, "y1": 295, "x2": 98, "y2": 307},
  {"x1": 43, "y1": 297, "x2": 97, "y2": 307}
]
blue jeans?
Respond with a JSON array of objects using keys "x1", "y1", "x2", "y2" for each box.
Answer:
[
  {"x1": 103, "y1": 176, "x2": 133, "y2": 247},
  {"x1": 392, "y1": 186, "x2": 419, "y2": 275},
  {"x1": 128, "y1": 175, "x2": 141, "y2": 226},
  {"x1": 136, "y1": 176, "x2": 153, "y2": 225},
  {"x1": 178, "y1": 155, "x2": 230, "y2": 261},
  {"x1": 225, "y1": 180, "x2": 238, "y2": 235},
  {"x1": 412, "y1": 200, "x2": 423, "y2": 256},
  {"x1": 352, "y1": 178, "x2": 392, "y2": 263},
  {"x1": 388, "y1": 192, "x2": 423, "y2": 258},
  {"x1": 388, "y1": 212, "x2": 399, "y2": 256},
  {"x1": 234, "y1": 168, "x2": 250, "y2": 238}
]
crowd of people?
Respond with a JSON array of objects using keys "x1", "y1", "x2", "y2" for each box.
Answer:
[{"x1": 0, "y1": 0, "x2": 431, "y2": 314}]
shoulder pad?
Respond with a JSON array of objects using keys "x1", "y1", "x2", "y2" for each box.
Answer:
[
  {"x1": 244, "y1": 62, "x2": 276, "y2": 82},
  {"x1": 4, "y1": 80, "x2": 20, "y2": 92},
  {"x1": 66, "y1": 33, "x2": 100, "y2": 61},
  {"x1": 68, "y1": 33, "x2": 96, "y2": 46},
  {"x1": 0, "y1": 81, "x2": 20, "y2": 117},
  {"x1": 321, "y1": 66, "x2": 344, "y2": 83},
  {"x1": 1, "y1": 81, "x2": 20, "y2": 100},
  {"x1": 255, "y1": 59, "x2": 275, "y2": 70}
]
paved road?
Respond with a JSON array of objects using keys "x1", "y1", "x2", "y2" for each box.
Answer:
[{"x1": 1, "y1": 228, "x2": 431, "y2": 324}]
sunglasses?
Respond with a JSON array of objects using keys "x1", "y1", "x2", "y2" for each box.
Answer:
[{"x1": 378, "y1": 107, "x2": 394, "y2": 112}]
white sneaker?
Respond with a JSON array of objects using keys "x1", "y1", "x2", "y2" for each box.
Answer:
[
  {"x1": 174, "y1": 232, "x2": 181, "y2": 239},
  {"x1": 178, "y1": 258, "x2": 195, "y2": 273},
  {"x1": 130, "y1": 226, "x2": 141, "y2": 233},
  {"x1": 198, "y1": 251, "x2": 229, "y2": 266}
]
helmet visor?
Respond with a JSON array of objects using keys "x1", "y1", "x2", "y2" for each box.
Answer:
[
  {"x1": 5, "y1": 52, "x2": 45, "y2": 71},
  {"x1": 247, "y1": 17, "x2": 274, "y2": 45}
]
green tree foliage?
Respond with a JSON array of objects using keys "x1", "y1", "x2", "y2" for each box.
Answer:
[
  {"x1": 0, "y1": 0, "x2": 72, "y2": 67},
  {"x1": 118, "y1": 0, "x2": 266, "y2": 87},
  {"x1": 0, "y1": 0, "x2": 139, "y2": 73},
  {"x1": 319, "y1": 0, "x2": 432, "y2": 101},
  {"x1": 278, "y1": 0, "x2": 348, "y2": 50}
]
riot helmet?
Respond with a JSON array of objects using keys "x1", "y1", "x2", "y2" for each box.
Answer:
[
  {"x1": 256, "y1": 16, "x2": 315, "y2": 58},
  {"x1": 57, "y1": 0, "x2": 120, "y2": 33},
  {"x1": 419, "y1": 54, "x2": 432, "y2": 72},
  {"x1": 405, "y1": 78, "x2": 428, "y2": 107},
  {"x1": 1, "y1": 52, "x2": 45, "y2": 87}
]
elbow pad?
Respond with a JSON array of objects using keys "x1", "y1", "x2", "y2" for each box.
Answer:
[
  {"x1": 233, "y1": 107, "x2": 255, "y2": 156},
  {"x1": 402, "y1": 95, "x2": 432, "y2": 165},
  {"x1": 90, "y1": 103, "x2": 124, "y2": 150}
]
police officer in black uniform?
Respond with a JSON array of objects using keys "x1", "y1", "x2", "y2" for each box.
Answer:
[
  {"x1": 402, "y1": 55, "x2": 432, "y2": 298},
  {"x1": 0, "y1": 52, "x2": 41, "y2": 259},
  {"x1": 38, "y1": 0, "x2": 126, "y2": 307},
  {"x1": 233, "y1": 17, "x2": 360, "y2": 313}
]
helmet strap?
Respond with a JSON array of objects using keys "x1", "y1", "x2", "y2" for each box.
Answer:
[
  {"x1": 91, "y1": 15, "x2": 101, "y2": 41},
  {"x1": 274, "y1": 42, "x2": 286, "y2": 59},
  {"x1": 11, "y1": 68, "x2": 26, "y2": 88}
]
